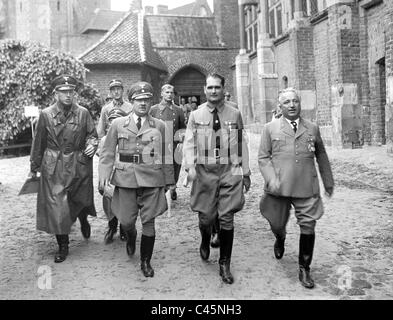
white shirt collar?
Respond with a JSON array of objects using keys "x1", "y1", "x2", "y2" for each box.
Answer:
[{"x1": 132, "y1": 113, "x2": 146, "y2": 127}]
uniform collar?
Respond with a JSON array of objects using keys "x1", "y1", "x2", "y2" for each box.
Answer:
[
  {"x1": 158, "y1": 100, "x2": 174, "y2": 111},
  {"x1": 207, "y1": 100, "x2": 225, "y2": 113}
]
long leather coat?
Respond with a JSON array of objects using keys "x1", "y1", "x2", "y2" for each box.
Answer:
[{"x1": 30, "y1": 103, "x2": 98, "y2": 234}]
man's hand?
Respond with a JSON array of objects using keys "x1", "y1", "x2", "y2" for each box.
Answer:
[
  {"x1": 243, "y1": 175, "x2": 251, "y2": 193},
  {"x1": 325, "y1": 187, "x2": 334, "y2": 198},
  {"x1": 29, "y1": 171, "x2": 37, "y2": 179},
  {"x1": 187, "y1": 167, "x2": 197, "y2": 182},
  {"x1": 84, "y1": 144, "x2": 96, "y2": 158},
  {"x1": 98, "y1": 178, "x2": 109, "y2": 195}
]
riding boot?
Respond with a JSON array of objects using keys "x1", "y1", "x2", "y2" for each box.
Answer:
[
  {"x1": 104, "y1": 217, "x2": 118, "y2": 244},
  {"x1": 119, "y1": 224, "x2": 127, "y2": 241},
  {"x1": 140, "y1": 235, "x2": 155, "y2": 277},
  {"x1": 54, "y1": 235, "x2": 69, "y2": 263},
  {"x1": 210, "y1": 218, "x2": 220, "y2": 248},
  {"x1": 298, "y1": 233, "x2": 316, "y2": 289},
  {"x1": 125, "y1": 227, "x2": 137, "y2": 257},
  {"x1": 219, "y1": 228, "x2": 234, "y2": 284},
  {"x1": 78, "y1": 212, "x2": 91, "y2": 239},
  {"x1": 273, "y1": 233, "x2": 286, "y2": 259},
  {"x1": 199, "y1": 224, "x2": 211, "y2": 261}
]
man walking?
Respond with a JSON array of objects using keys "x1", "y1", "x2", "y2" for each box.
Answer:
[
  {"x1": 99, "y1": 82, "x2": 174, "y2": 278},
  {"x1": 97, "y1": 79, "x2": 133, "y2": 244},
  {"x1": 183, "y1": 73, "x2": 251, "y2": 284},
  {"x1": 258, "y1": 88, "x2": 334, "y2": 289},
  {"x1": 30, "y1": 75, "x2": 98, "y2": 263},
  {"x1": 150, "y1": 84, "x2": 186, "y2": 201}
]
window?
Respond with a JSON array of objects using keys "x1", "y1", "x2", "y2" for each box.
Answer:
[
  {"x1": 269, "y1": 2, "x2": 283, "y2": 38},
  {"x1": 244, "y1": 4, "x2": 259, "y2": 53}
]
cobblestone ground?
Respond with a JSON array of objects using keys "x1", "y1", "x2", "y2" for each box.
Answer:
[{"x1": 0, "y1": 133, "x2": 392, "y2": 300}]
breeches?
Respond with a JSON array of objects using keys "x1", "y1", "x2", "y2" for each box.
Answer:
[
  {"x1": 111, "y1": 187, "x2": 167, "y2": 236},
  {"x1": 191, "y1": 164, "x2": 245, "y2": 230},
  {"x1": 260, "y1": 193, "x2": 324, "y2": 235}
]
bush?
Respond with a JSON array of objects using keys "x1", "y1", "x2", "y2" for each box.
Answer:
[{"x1": 0, "y1": 39, "x2": 104, "y2": 146}]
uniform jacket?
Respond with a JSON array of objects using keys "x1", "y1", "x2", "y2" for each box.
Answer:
[
  {"x1": 258, "y1": 116, "x2": 334, "y2": 198},
  {"x1": 30, "y1": 103, "x2": 98, "y2": 234},
  {"x1": 183, "y1": 101, "x2": 250, "y2": 176},
  {"x1": 97, "y1": 99, "x2": 133, "y2": 138},
  {"x1": 149, "y1": 102, "x2": 186, "y2": 146},
  {"x1": 99, "y1": 113, "x2": 175, "y2": 188}
]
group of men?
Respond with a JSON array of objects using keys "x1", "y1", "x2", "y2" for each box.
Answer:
[{"x1": 29, "y1": 72, "x2": 334, "y2": 288}]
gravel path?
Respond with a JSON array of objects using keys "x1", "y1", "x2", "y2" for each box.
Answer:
[{"x1": 0, "y1": 133, "x2": 392, "y2": 300}]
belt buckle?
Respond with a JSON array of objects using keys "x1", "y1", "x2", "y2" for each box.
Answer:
[
  {"x1": 133, "y1": 154, "x2": 140, "y2": 164},
  {"x1": 214, "y1": 148, "x2": 220, "y2": 159}
]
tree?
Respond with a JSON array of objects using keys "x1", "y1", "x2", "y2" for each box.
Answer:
[{"x1": 0, "y1": 39, "x2": 104, "y2": 146}]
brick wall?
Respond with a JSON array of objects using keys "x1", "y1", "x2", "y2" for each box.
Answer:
[
  {"x1": 365, "y1": 1, "x2": 390, "y2": 144},
  {"x1": 214, "y1": 0, "x2": 240, "y2": 49},
  {"x1": 157, "y1": 48, "x2": 236, "y2": 99},
  {"x1": 313, "y1": 18, "x2": 331, "y2": 127},
  {"x1": 85, "y1": 64, "x2": 142, "y2": 100}
]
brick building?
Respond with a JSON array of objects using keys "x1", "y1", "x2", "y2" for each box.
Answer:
[
  {"x1": 233, "y1": 0, "x2": 393, "y2": 152},
  {"x1": 79, "y1": 0, "x2": 239, "y2": 106}
]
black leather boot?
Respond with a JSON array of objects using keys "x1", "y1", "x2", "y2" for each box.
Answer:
[
  {"x1": 199, "y1": 224, "x2": 211, "y2": 261},
  {"x1": 104, "y1": 217, "x2": 118, "y2": 245},
  {"x1": 78, "y1": 213, "x2": 91, "y2": 239},
  {"x1": 298, "y1": 233, "x2": 315, "y2": 289},
  {"x1": 55, "y1": 235, "x2": 69, "y2": 263},
  {"x1": 119, "y1": 224, "x2": 127, "y2": 241},
  {"x1": 210, "y1": 218, "x2": 220, "y2": 248},
  {"x1": 274, "y1": 233, "x2": 286, "y2": 259},
  {"x1": 219, "y1": 229, "x2": 234, "y2": 284},
  {"x1": 140, "y1": 235, "x2": 155, "y2": 278},
  {"x1": 126, "y1": 227, "x2": 137, "y2": 257}
]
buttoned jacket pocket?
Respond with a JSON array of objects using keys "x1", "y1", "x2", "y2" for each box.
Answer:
[{"x1": 271, "y1": 135, "x2": 286, "y2": 152}]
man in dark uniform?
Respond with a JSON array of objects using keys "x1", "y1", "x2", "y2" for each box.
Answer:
[
  {"x1": 30, "y1": 75, "x2": 98, "y2": 263},
  {"x1": 150, "y1": 84, "x2": 186, "y2": 201},
  {"x1": 97, "y1": 79, "x2": 133, "y2": 244},
  {"x1": 183, "y1": 73, "x2": 251, "y2": 284},
  {"x1": 99, "y1": 82, "x2": 174, "y2": 278},
  {"x1": 258, "y1": 88, "x2": 334, "y2": 288}
]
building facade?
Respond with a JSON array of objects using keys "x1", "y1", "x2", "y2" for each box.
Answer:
[{"x1": 233, "y1": 0, "x2": 393, "y2": 151}]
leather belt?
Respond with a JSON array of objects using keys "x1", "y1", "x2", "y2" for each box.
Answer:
[{"x1": 119, "y1": 154, "x2": 143, "y2": 163}]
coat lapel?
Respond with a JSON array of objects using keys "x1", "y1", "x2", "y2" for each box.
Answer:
[
  {"x1": 126, "y1": 115, "x2": 139, "y2": 135},
  {"x1": 137, "y1": 115, "x2": 153, "y2": 137},
  {"x1": 280, "y1": 117, "x2": 295, "y2": 137},
  {"x1": 295, "y1": 118, "x2": 307, "y2": 139}
]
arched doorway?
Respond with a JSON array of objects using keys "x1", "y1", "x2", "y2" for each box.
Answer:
[{"x1": 170, "y1": 66, "x2": 206, "y2": 106}]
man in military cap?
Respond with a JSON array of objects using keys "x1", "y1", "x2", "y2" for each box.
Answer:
[
  {"x1": 97, "y1": 79, "x2": 133, "y2": 244},
  {"x1": 183, "y1": 73, "x2": 251, "y2": 284},
  {"x1": 150, "y1": 84, "x2": 186, "y2": 200},
  {"x1": 99, "y1": 81, "x2": 174, "y2": 278},
  {"x1": 30, "y1": 74, "x2": 99, "y2": 263}
]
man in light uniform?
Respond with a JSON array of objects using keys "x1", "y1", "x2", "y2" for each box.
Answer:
[
  {"x1": 99, "y1": 82, "x2": 174, "y2": 277},
  {"x1": 183, "y1": 73, "x2": 251, "y2": 284}
]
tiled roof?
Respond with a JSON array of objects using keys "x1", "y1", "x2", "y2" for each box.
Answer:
[
  {"x1": 167, "y1": 0, "x2": 213, "y2": 17},
  {"x1": 146, "y1": 15, "x2": 221, "y2": 48},
  {"x1": 81, "y1": 9, "x2": 126, "y2": 33},
  {"x1": 79, "y1": 12, "x2": 167, "y2": 72}
]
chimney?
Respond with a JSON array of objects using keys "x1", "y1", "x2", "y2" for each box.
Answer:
[
  {"x1": 157, "y1": 5, "x2": 168, "y2": 14},
  {"x1": 144, "y1": 6, "x2": 154, "y2": 15}
]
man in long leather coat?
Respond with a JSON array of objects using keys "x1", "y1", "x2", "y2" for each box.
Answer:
[{"x1": 30, "y1": 75, "x2": 98, "y2": 263}]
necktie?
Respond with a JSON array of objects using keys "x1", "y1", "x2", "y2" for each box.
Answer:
[
  {"x1": 291, "y1": 121, "x2": 297, "y2": 133},
  {"x1": 213, "y1": 108, "x2": 221, "y2": 150},
  {"x1": 137, "y1": 117, "x2": 142, "y2": 131},
  {"x1": 213, "y1": 108, "x2": 221, "y2": 132}
]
